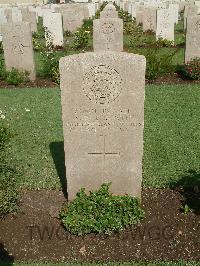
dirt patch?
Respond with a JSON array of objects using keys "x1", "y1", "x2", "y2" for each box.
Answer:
[
  {"x1": 0, "y1": 73, "x2": 200, "y2": 89},
  {"x1": 0, "y1": 188, "x2": 199, "y2": 263},
  {"x1": 0, "y1": 78, "x2": 58, "y2": 89},
  {"x1": 147, "y1": 73, "x2": 200, "y2": 85}
]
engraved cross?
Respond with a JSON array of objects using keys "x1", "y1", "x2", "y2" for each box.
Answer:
[{"x1": 88, "y1": 135, "x2": 120, "y2": 160}]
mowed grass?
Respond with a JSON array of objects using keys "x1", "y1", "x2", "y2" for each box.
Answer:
[
  {"x1": 143, "y1": 84, "x2": 200, "y2": 187},
  {"x1": 0, "y1": 88, "x2": 63, "y2": 189},
  {"x1": 0, "y1": 84, "x2": 200, "y2": 190}
]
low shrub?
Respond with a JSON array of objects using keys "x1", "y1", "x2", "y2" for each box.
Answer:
[
  {"x1": 64, "y1": 30, "x2": 73, "y2": 37},
  {"x1": 142, "y1": 48, "x2": 178, "y2": 80},
  {"x1": 129, "y1": 32, "x2": 153, "y2": 48},
  {"x1": 0, "y1": 42, "x2": 3, "y2": 54},
  {"x1": 82, "y1": 18, "x2": 93, "y2": 35},
  {"x1": 155, "y1": 37, "x2": 174, "y2": 48},
  {"x1": 118, "y1": 9, "x2": 132, "y2": 22},
  {"x1": 72, "y1": 29, "x2": 90, "y2": 50},
  {"x1": 177, "y1": 58, "x2": 200, "y2": 80},
  {"x1": 60, "y1": 183, "x2": 145, "y2": 235},
  {"x1": 32, "y1": 24, "x2": 45, "y2": 52},
  {"x1": 124, "y1": 21, "x2": 137, "y2": 35},
  {"x1": 39, "y1": 41, "x2": 60, "y2": 84},
  {"x1": 94, "y1": 1, "x2": 107, "y2": 19},
  {"x1": 0, "y1": 57, "x2": 6, "y2": 79},
  {"x1": 5, "y1": 68, "x2": 29, "y2": 86},
  {"x1": 0, "y1": 125, "x2": 21, "y2": 218}
]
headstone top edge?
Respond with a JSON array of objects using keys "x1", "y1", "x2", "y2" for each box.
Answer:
[{"x1": 59, "y1": 52, "x2": 146, "y2": 66}]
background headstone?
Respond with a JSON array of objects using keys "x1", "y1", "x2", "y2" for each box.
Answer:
[
  {"x1": 185, "y1": 15, "x2": 200, "y2": 62},
  {"x1": 2, "y1": 22, "x2": 36, "y2": 80},
  {"x1": 143, "y1": 7, "x2": 157, "y2": 32},
  {"x1": 43, "y1": 11, "x2": 63, "y2": 47},
  {"x1": 22, "y1": 8, "x2": 37, "y2": 32},
  {"x1": 62, "y1": 6, "x2": 85, "y2": 33},
  {"x1": 93, "y1": 18, "x2": 123, "y2": 52},
  {"x1": 156, "y1": 8, "x2": 174, "y2": 42}
]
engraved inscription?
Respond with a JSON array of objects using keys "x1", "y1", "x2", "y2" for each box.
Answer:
[
  {"x1": 82, "y1": 64, "x2": 122, "y2": 105},
  {"x1": 101, "y1": 22, "x2": 115, "y2": 34},
  {"x1": 66, "y1": 107, "x2": 143, "y2": 132}
]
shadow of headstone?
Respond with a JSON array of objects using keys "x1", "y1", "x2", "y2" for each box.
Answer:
[
  {"x1": 49, "y1": 141, "x2": 67, "y2": 199},
  {"x1": 0, "y1": 243, "x2": 14, "y2": 265},
  {"x1": 170, "y1": 169, "x2": 200, "y2": 215}
]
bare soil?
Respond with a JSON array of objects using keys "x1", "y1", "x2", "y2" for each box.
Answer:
[{"x1": 0, "y1": 188, "x2": 199, "y2": 263}]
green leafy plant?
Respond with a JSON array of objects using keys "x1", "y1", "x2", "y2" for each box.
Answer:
[
  {"x1": 94, "y1": 1, "x2": 107, "y2": 19},
  {"x1": 143, "y1": 48, "x2": 178, "y2": 80},
  {"x1": 118, "y1": 9, "x2": 132, "y2": 22},
  {"x1": 155, "y1": 38, "x2": 174, "y2": 48},
  {"x1": 129, "y1": 31, "x2": 153, "y2": 48},
  {"x1": 124, "y1": 21, "x2": 137, "y2": 35},
  {"x1": 0, "y1": 57, "x2": 6, "y2": 79},
  {"x1": 5, "y1": 68, "x2": 29, "y2": 85},
  {"x1": 60, "y1": 183, "x2": 145, "y2": 235},
  {"x1": 0, "y1": 126, "x2": 21, "y2": 217},
  {"x1": 82, "y1": 18, "x2": 93, "y2": 35},
  {"x1": 0, "y1": 42, "x2": 3, "y2": 54},
  {"x1": 72, "y1": 29, "x2": 90, "y2": 50},
  {"x1": 181, "y1": 204, "x2": 191, "y2": 215},
  {"x1": 32, "y1": 23, "x2": 45, "y2": 52},
  {"x1": 38, "y1": 32, "x2": 61, "y2": 84},
  {"x1": 177, "y1": 58, "x2": 200, "y2": 80},
  {"x1": 64, "y1": 30, "x2": 73, "y2": 37}
]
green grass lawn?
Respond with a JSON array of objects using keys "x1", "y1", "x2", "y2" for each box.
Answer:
[{"x1": 1, "y1": 84, "x2": 200, "y2": 190}]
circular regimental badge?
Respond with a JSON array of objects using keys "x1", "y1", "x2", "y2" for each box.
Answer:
[
  {"x1": 101, "y1": 22, "x2": 115, "y2": 34},
  {"x1": 82, "y1": 64, "x2": 122, "y2": 105}
]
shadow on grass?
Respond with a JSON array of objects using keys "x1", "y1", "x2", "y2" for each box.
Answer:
[
  {"x1": 0, "y1": 243, "x2": 14, "y2": 265},
  {"x1": 170, "y1": 170, "x2": 200, "y2": 215},
  {"x1": 49, "y1": 141, "x2": 67, "y2": 199}
]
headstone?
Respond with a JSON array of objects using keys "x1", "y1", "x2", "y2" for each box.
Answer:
[
  {"x1": 88, "y1": 3, "x2": 96, "y2": 18},
  {"x1": 12, "y1": 7, "x2": 22, "y2": 22},
  {"x1": 185, "y1": 15, "x2": 200, "y2": 62},
  {"x1": 4, "y1": 8, "x2": 12, "y2": 23},
  {"x1": 136, "y1": 10, "x2": 143, "y2": 25},
  {"x1": 28, "y1": 6, "x2": 39, "y2": 22},
  {"x1": 100, "y1": 3, "x2": 118, "y2": 18},
  {"x1": 156, "y1": 8, "x2": 174, "y2": 42},
  {"x1": 22, "y1": 8, "x2": 37, "y2": 32},
  {"x1": 59, "y1": 51, "x2": 146, "y2": 200},
  {"x1": 143, "y1": 7, "x2": 157, "y2": 32},
  {"x1": 62, "y1": 7, "x2": 85, "y2": 32},
  {"x1": 123, "y1": 2, "x2": 130, "y2": 12},
  {"x1": 184, "y1": 5, "x2": 198, "y2": 29},
  {"x1": 2, "y1": 22, "x2": 36, "y2": 80},
  {"x1": 43, "y1": 11, "x2": 63, "y2": 47},
  {"x1": 131, "y1": 4, "x2": 137, "y2": 19},
  {"x1": 169, "y1": 3, "x2": 179, "y2": 24},
  {"x1": 0, "y1": 8, "x2": 7, "y2": 41},
  {"x1": 93, "y1": 18, "x2": 123, "y2": 52}
]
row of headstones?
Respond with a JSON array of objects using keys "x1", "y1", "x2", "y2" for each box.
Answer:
[
  {"x1": 0, "y1": 2, "x2": 102, "y2": 81},
  {"x1": 59, "y1": 2, "x2": 146, "y2": 200},
  {"x1": 117, "y1": 0, "x2": 200, "y2": 62},
  {"x1": 0, "y1": 3, "x2": 100, "y2": 43},
  {"x1": 43, "y1": 3, "x2": 100, "y2": 47}
]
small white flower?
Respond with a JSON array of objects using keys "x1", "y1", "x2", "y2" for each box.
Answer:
[
  {"x1": 25, "y1": 108, "x2": 30, "y2": 112},
  {"x1": 0, "y1": 115, "x2": 5, "y2": 119},
  {"x1": 0, "y1": 110, "x2": 2, "y2": 114}
]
